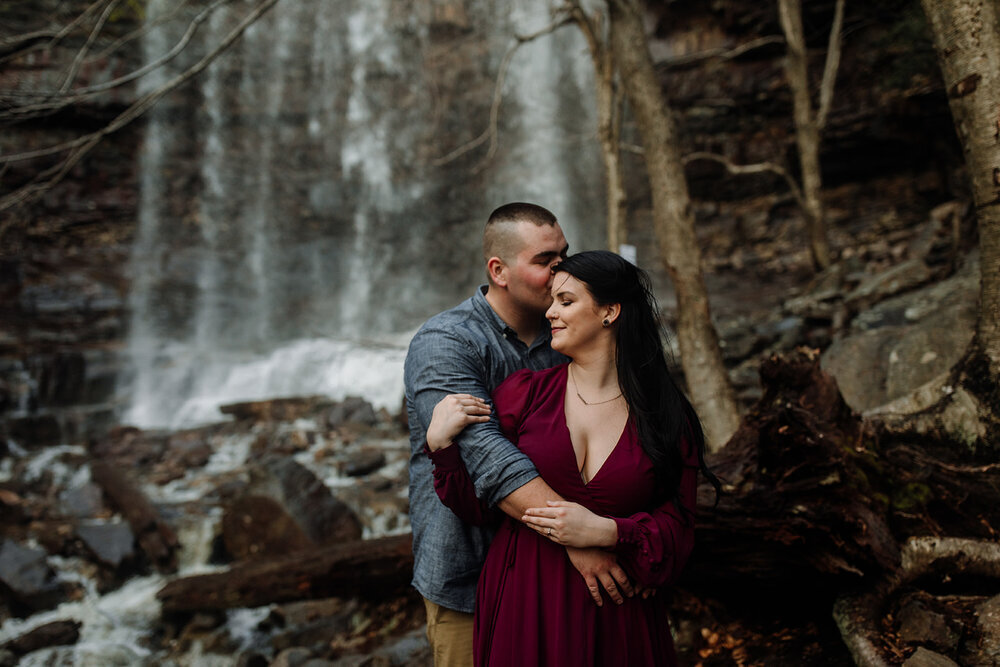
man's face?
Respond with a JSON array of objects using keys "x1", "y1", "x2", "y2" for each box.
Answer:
[{"x1": 503, "y1": 221, "x2": 569, "y2": 316}]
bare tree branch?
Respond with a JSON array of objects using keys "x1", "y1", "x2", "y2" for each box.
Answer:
[
  {"x1": 0, "y1": 0, "x2": 282, "y2": 215},
  {"x1": 59, "y1": 0, "x2": 122, "y2": 93},
  {"x1": 431, "y1": 16, "x2": 575, "y2": 170},
  {"x1": 75, "y1": 0, "x2": 230, "y2": 96},
  {"x1": 0, "y1": 0, "x2": 111, "y2": 65},
  {"x1": 657, "y1": 35, "x2": 785, "y2": 70},
  {"x1": 90, "y1": 0, "x2": 195, "y2": 62},
  {"x1": 2, "y1": 0, "x2": 230, "y2": 121},
  {"x1": 683, "y1": 151, "x2": 806, "y2": 210}
]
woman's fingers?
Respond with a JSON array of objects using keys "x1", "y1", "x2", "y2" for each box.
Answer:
[
  {"x1": 427, "y1": 394, "x2": 490, "y2": 450},
  {"x1": 444, "y1": 395, "x2": 490, "y2": 419},
  {"x1": 522, "y1": 516, "x2": 560, "y2": 542},
  {"x1": 523, "y1": 507, "x2": 560, "y2": 518}
]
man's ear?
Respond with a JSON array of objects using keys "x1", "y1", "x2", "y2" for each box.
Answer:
[{"x1": 487, "y1": 256, "x2": 508, "y2": 287}]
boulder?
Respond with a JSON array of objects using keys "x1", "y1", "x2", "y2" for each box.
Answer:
[
  {"x1": 220, "y1": 495, "x2": 314, "y2": 561},
  {"x1": 254, "y1": 456, "x2": 363, "y2": 545},
  {"x1": 902, "y1": 647, "x2": 960, "y2": 667},
  {"x1": 821, "y1": 257, "x2": 978, "y2": 412},
  {"x1": 58, "y1": 482, "x2": 105, "y2": 518},
  {"x1": 325, "y1": 397, "x2": 378, "y2": 429},
  {"x1": 896, "y1": 593, "x2": 959, "y2": 651},
  {"x1": 339, "y1": 447, "x2": 386, "y2": 478},
  {"x1": 0, "y1": 539, "x2": 75, "y2": 614},
  {"x1": 75, "y1": 521, "x2": 136, "y2": 568},
  {"x1": 822, "y1": 328, "x2": 904, "y2": 410},
  {"x1": 975, "y1": 594, "x2": 1000, "y2": 666}
]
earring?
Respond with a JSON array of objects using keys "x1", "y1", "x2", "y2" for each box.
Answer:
[{"x1": 602, "y1": 318, "x2": 610, "y2": 327}]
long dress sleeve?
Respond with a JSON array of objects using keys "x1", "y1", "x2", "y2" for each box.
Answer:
[
  {"x1": 427, "y1": 369, "x2": 536, "y2": 526},
  {"x1": 427, "y1": 444, "x2": 495, "y2": 526},
  {"x1": 611, "y1": 440, "x2": 700, "y2": 588}
]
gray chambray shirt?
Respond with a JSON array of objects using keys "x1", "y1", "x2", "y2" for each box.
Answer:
[{"x1": 405, "y1": 285, "x2": 567, "y2": 613}]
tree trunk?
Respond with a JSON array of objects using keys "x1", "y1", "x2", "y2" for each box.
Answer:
[
  {"x1": 606, "y1": 0, "x2": 740, "y2": 450},
  {"x1": 570, "y1": 6, "x2": 629, "y2": 254},
  {"x1": 920, "y1": 0, "x2": 1000, "y2": 385},
  {"x1": 872, "y1": 0, "x2": 1000, "y2": 451},
  {"x1": 157, "y1": 534, "x2": 413, "y2": 613},
  {"x1": 90, "y1": 461, "x2": 179, "y2": 573},
  {"x1": 777, "y1": 0, "x2": 832, "y2": 270},
  {"x1": 599, "y1": 86, "x2": 628, "y2": 254}
]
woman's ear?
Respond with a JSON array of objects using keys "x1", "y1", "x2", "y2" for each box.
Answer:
[
  {"x1": 487, "y1": 256, "x2": 508, "y2": 287},
  {"x1": 604, "y1": 303, "x2": 621, "y2": 325}
]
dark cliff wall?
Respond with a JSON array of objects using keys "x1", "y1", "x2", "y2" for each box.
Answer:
[
  {"x1": 1, "y1": 2, "x2": 145, "y2": 445},
  {"x1": 0, "y1": 0, "x2": 963, "y2": 446}
]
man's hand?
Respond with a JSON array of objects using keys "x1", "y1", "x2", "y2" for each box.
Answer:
[{"x1": 565, "y1": 547, "x2": 634, "y2": 607}]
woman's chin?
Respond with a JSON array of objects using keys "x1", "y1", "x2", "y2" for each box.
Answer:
[{"x1": 551, "y1": 340, "x2": 574, "y2": 357}]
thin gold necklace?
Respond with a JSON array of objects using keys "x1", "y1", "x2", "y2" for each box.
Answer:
[{"x1": 568, "y1": 364, "x2": 622, "y2": 405}]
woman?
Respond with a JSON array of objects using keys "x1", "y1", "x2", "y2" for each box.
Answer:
[{"x1": 425, "y1": 250, "x2": 718, "y2": 666}]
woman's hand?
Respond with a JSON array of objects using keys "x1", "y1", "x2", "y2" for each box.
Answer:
[
  {"x1": 425, "y1": 394, "x2": 491, "y2": 451},
  {"x1": 522, "y1": 501, "x2": 618, "y2": 548}
]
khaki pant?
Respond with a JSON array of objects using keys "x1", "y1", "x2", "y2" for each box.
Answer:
[{"x1": 423, "y1": 597, "x2": 474, "y2": 667}]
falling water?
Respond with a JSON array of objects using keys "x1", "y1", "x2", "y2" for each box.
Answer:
[{"x1": 123, "y1": 0, "x2": 602, "y2": 429}]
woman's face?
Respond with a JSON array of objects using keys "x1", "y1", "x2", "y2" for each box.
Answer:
[{"x1": 545, "y1": 272, "x2": 612, "y2": 356}]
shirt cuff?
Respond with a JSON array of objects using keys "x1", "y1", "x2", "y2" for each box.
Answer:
[{"x1": 425, "y1": 443, "x2": 464, "y2": 470}]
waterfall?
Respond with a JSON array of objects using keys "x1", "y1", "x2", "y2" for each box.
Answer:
[{"x1": 124, "y1": 0, "x2": 602, "y2": 429}]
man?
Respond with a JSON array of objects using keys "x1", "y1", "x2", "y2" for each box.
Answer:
[{"x1": 405, "y1": 203, "x2": 634, "y2": 667}]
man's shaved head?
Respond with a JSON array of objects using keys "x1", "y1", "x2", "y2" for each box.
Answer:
[{"x1": 483, "y1": 202, "x2": 558, "y2": 266}]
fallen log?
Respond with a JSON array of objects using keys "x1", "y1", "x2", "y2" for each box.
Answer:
[
  {"x1": 681, "y1": 348, "x2": 1000, "y2": 664},
  {"x1": 1, "y1": 620, "x2": 81, "y2": 656},
  {"x1": 90, "y1": 461, "x2": 179, "y2": 573},
  {"x1": 685, "y1": 348, "x2": 899, "y2": 595},
  {"x1": 157, "y1": 534, "x2": 413, "y2": 613}
]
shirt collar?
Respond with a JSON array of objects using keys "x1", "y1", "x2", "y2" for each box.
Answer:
[{"x1": 472, "y1": 285, "x2": 553, "y2": 349}]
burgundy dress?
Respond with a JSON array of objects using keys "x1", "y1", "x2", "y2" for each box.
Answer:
[{"x1": 427, "y1": 364, "x2": 699, "y2": 667}]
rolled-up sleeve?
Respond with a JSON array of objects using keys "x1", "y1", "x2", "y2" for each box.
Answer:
[{"x1": 405, "y1": 327, "x2": 539, "y2": 506}]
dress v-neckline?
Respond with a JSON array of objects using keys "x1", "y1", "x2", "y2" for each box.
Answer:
[{"x1": 559, "y1": 365, "x2": 629, "y2": 487}]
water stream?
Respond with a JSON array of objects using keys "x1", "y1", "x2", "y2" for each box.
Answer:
[{"x1": 122, "y1": 0, "x2": 602, "y2": 431}]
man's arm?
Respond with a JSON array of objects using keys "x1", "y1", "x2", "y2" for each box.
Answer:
[
  {"x1": 405, "y1": 328, "x2": 633, "y2": 604},
  {"x1": 405, "y1": 328, "x2": 538, "y2": 505}
]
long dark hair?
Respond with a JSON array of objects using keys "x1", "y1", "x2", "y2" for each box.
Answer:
[{"x1": 553, "y1": 250, "x2": 720, "y2": 513}]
